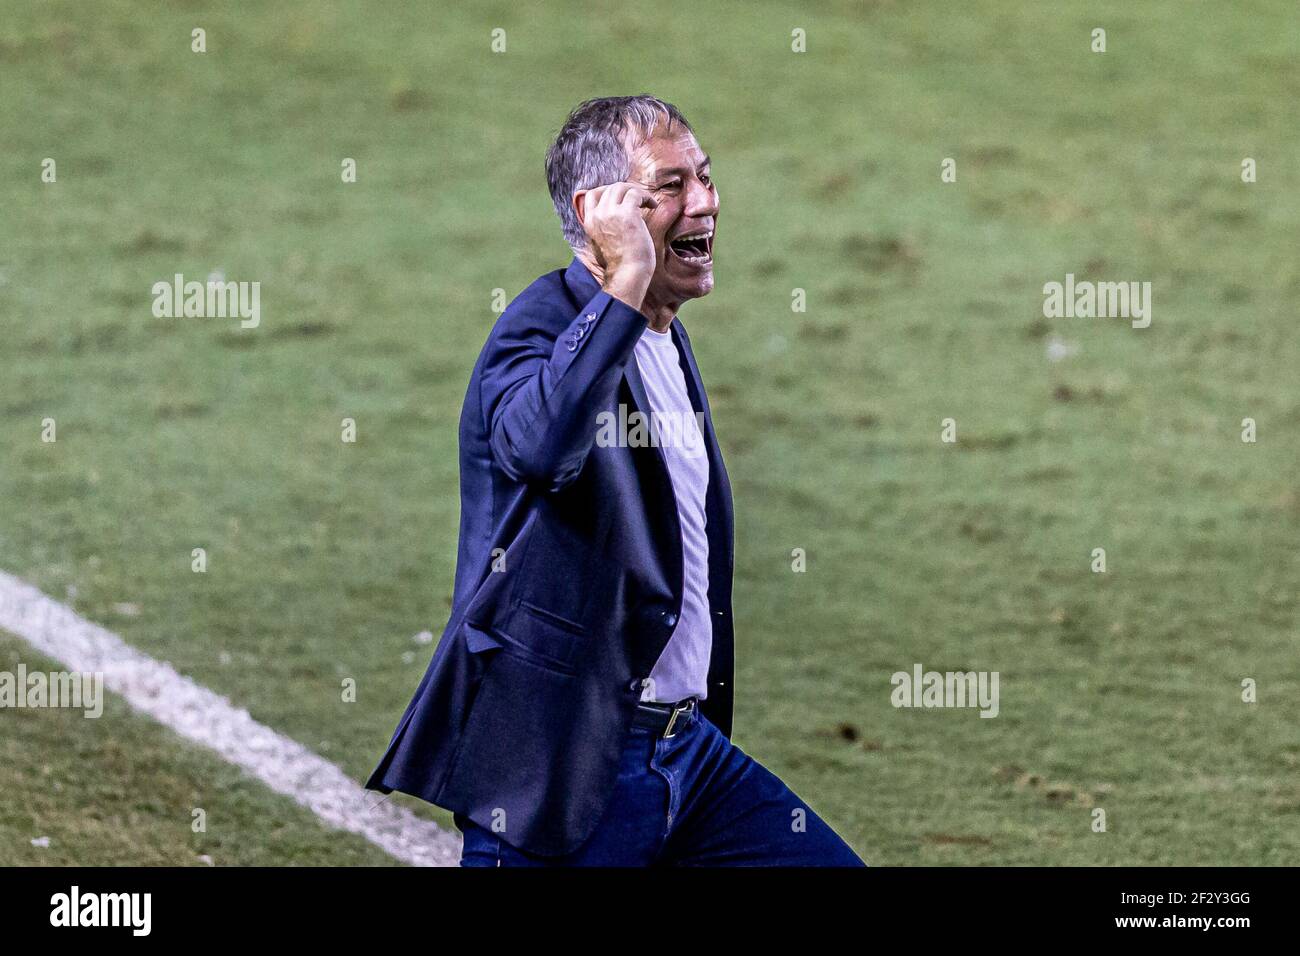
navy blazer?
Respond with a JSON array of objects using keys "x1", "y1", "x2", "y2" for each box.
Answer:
[{"x1": 365, "y1": 258, "x2": 735, "y2": 856}]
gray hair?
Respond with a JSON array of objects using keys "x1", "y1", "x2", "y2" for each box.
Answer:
[{"x1": 545, "y1": 95, "x2": 694, "y2": 249}]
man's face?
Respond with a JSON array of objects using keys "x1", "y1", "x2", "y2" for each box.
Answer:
[{"x1": 626, "y1": 126, "x2": 719, "y2": 304}]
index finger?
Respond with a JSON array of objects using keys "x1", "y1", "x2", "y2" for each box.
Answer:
[{"x1": 618, "y1": 183, "x2": 658, "y2": 209}]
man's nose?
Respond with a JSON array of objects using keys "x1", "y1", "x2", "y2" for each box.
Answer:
[{"x1": 684, "y1": 176, "x2": 718, "y2": 218}]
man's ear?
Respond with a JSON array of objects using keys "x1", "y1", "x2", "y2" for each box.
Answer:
[{"x1": 572, "y1": 191, "x2": 588, "y2": 230}]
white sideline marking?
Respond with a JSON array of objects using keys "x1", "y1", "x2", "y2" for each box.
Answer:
[{"x1": 0, "y1": 570, "x2": 460, "y2": 867}]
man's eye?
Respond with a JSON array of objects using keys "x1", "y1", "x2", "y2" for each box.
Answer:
[
  {"x1": 700, "y1": 173, "x2": 712, "y2": 186},
  {"x1": 658, "y1": 179, "x2": 682, "y2": 191}
]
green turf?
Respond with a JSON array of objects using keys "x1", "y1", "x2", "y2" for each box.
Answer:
[
  {"x1": 1, "y1": 0, "x2": 1297, "y2": 865},
  {"x1": 0, "y1": 635, "x2": 399, "y2": 866}
]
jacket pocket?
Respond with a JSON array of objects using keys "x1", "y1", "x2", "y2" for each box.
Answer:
[
  {"x1": 519, "y1": 600, "x2": 587, "y2": 635},
  {"x1": 507, "y1": 603, "x2": 588, "y2": 670}
]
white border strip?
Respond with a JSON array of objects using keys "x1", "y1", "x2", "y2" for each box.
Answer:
[{"x1": 0, "y1": 570, "x2": 460, "y2": 867}]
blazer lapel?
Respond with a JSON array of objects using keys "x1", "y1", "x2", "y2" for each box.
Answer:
[
  {"x1": 564, "y1": 256, "x2": 730, "y2": 553},
  {"x1": 565, "y1": 257, "x2": 673, "y2": 478},
  {"x1": 670, "y1": 320, "x2": 734, "y2": 556},
  {"x1": 622, "y1": 329, "x2": 681, "y2": 485}
]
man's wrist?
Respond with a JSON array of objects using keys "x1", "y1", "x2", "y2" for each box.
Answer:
[{"x1": 601, "y1": 267, "x2": 652, "y2": 315}]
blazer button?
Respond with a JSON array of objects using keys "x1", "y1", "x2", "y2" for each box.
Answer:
[
  {"x1": 566, "y1": 337, "x2": 578, "y2": 351},
  {"x1": 663, "y1": 612, "x2": 678, "y2": 629}
]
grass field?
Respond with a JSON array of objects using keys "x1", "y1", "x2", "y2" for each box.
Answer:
[{"x1": 2, "y1": 0, "x2": 1298, "y2": 865}]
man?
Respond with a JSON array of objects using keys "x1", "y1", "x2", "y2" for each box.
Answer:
[{"x1": 366, "y1": 95, "x2": 864, "y2": 866}]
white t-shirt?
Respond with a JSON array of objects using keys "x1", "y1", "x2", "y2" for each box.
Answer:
[{"x1": 633, "y1": 324, "x2": 712, "y2": 703}]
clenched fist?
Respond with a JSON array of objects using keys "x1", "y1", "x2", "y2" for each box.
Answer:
[{"x1": 576, "y1": 181, "x2": 658, "y2": 312}]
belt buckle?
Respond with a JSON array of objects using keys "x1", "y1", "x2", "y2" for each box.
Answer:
[{"x1": 662, "y1": 698, "x2": 694, "y2": 739}]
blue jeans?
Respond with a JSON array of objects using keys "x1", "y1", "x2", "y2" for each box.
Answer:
[{"x1": 454, "y1": 707, "x2": 866, "y2": 866}]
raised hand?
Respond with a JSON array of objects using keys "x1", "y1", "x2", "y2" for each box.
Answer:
[{"x1": 576, "y1": 181, "x2": 658, "y2": 311}]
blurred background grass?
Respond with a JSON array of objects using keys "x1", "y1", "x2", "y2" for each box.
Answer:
[{"x1": 1, "y1": 0, "x2": 1297, "y2": 864}]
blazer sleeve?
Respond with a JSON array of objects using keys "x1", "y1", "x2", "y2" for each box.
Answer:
[{"x1": 481, "y1": 290, "x2": 647, "y2": 491}]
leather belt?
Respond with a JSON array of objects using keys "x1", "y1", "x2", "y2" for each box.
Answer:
[{"x1": 632, "y1": 696, "x2": 699, "y2": 739}]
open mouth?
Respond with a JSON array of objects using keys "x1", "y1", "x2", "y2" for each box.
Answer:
[{"x1": 668, "y1": 229, "x2": 713, "y2": 266}]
